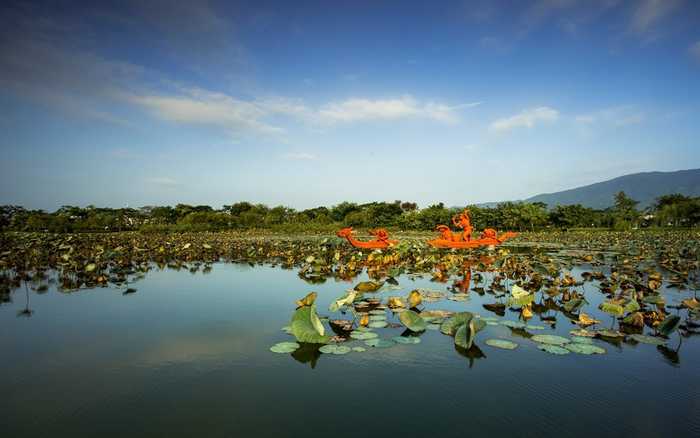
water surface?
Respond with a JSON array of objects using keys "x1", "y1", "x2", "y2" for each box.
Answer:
[{"x1": 2, "y1": 263, "x2": 699, "y2": 437}]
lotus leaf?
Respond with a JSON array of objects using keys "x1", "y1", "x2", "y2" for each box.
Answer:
[
  {"x1": 439, "y1": 312, "x2": 474, "y2": 335},
  {"x1": 399, "y1": 309, "x2": 427, "y2": 332},
  {"x1": 365, "y1": 338, "x2": 395, "y2": 348},
  {"x1": 599, "y1": 301, "x2": 624, "y2": 317},
  {"x1": 628, "y1": 334, "x2": 666, "y2": 345},
  {"x1": 531, "y1": 335, "x2": 570, "y2": 345},
  {"x1": 485, "y1": 339, "x2": 518, "y2": 350},
  {"x1": 290, "y1": 305, "x2": 329, "y2": 343},
  {"x1": 329, "y1": 290, "x2": 357, "y2": 312},
  {"x1": 349, "y1": 331, "x2": 378, "y2": 340},
  {"x1": 454, "y1": 320, "x2": 478, "y2": 350},
  {"x1": 319, "y1": 344, "x2": 351, "y2": 355},
  {"x1": 354, "y1": 281, "x2": 384, "y2": 292},
  {"x1": 392, "y1": 336, "x2": 421, "y2": 344},
  {"x1": 270, "y1": 342, "x2": 300, "y2": 353},
  {"x1": 657, "y1": 315, "x2": 681, "y2": 336},
  {"x1": 296, "y1": 292, "x2": 317, "y2": 308},
  {"x1": 500, "y1": 320, "x2": 526, "y2": 329},
  {"x1": 368, "y1": 321, "x2": 388, "y2": 328},
  {"x1": 565, "y1": 343, "x2": 606, "y2": 355},
  {"x1": 408, "y1": 290, "x2": 422, "y2": 308},
  {"x1": 537, "y1": 344, "x2": 570, "y2": 355}
]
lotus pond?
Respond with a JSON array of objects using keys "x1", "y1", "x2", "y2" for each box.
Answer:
[{"x1": 1, "y1": 231, "x2": 700, "y2": 437}]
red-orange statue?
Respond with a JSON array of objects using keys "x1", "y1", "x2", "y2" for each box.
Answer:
[
  {"x1": 337, "y1": 227, "x2": 398, "y2": 249},
  {"x1": 427, "y1": 209, "x2": 517, "y2": 249}
]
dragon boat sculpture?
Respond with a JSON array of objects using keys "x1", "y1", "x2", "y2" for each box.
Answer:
[
  {"x1": 336, "y1": 227, "x2": 398, "y2": 249},
  {"x1": 427, "y1": 209, "x2": 517, "y2": 249},
  {"x1": 336, "y1": 209, "x2": 517, "y2": 249}
]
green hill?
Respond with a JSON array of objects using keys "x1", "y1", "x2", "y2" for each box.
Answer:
[{"x1": 524, "y1": 169, "x2": 700, "y2": 209}]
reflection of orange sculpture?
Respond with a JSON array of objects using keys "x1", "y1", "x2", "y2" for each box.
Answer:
[
  {"x1": 337, "y1": 227, "x2": 398, "y2": 249},
  {"x1": 428, "y1": 209, "x2": 517, "y2": 249}
]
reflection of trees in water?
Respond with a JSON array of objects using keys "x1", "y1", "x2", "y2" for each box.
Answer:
[{"x1": 16, "y1": 282, "x2": 34, "y2": 318}]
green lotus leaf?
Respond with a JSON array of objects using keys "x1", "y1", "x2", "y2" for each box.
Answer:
[
  {"x1": 565, "y1": 343, "x2": 606, "y2": 354},
  {"x1": 352, "y1": 346, "x2": 366, "y2": 352},
  {"x1": 595, "y1": 329, "x2": 624, "y2": 338},
  {"x1": 392, "y1": 336, "x2": 421, "y2": 344},
  {"x1": 537, "y1": 344, "x2": 570, "y2": 355},
  {"x1": 354, "y1": 281, "x2": 384, "y2": 292},
  {"x1": 454, "y1": 319, "x2": 479, "y2": 350},
  {"x1": 642, "y1": 295, "x2": 665, "y2": 305},
  {"x1": 563, "y1": 297, "x2": 588, "y2": 313},
  {"x1": 365, "y1": 338, "x2": 395, "y2": 348},
  {"x1": 500, "y1": 320, "x2": 526, "y2": 329},
  {"x1": 628, "y1": 334, "x2": 666, "y2": 345},
  {"x1": 570, "y1": 336, "x2": 594, "y2": 344},
  {"x1": 368, "y1": 321, "x2": 388, "y2": 328},
  {"x1": 599, "y1": 301, "x2": 624, "y2": 317},
  {"x1": 531, "y1": 335, "x2": 570, "y2": 345},
  {"x1": 624, "y1": 298, "x2": 640, "y2": 314},
  {"x1": 399, "y1": 309, "x2": 427, "y2": 332},
  {"x1": 329, "y1": 290, "x2": 357, "y2": 312},
  {"x1": 485, "y1": 339, "x2": 518, "y2": 350},
  {"x1": 290, "y1": 305, "x2": 329, "y2": 344},
  {"x1": 368, "y1": 309, "x2": 386, "y2": 315},
  {"x1": 319, "y1": 344, "x2": 351, "y2": 355},
  {"x1": 368, "y1": 314, "x2": 387, "y2": 321},
  {"x1": 440, "y1": 312, "x2": 475, "y2": 335},
  {"x1": 270, "y1": 342, "x2": 300, "y2": 353},
  {"x1": 526, "y1": 325, "x2": 546, "y2": 330},
  {"x1": 349, "y1": 331, "x2": 378, "y2": 340},
  {"x1": 657, "y1": 315, "x2": 681, "y2": 336}
]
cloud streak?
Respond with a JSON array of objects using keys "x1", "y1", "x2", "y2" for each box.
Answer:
[{"x1": 489, "y1": 106, "x2": 559, "y2": 132}]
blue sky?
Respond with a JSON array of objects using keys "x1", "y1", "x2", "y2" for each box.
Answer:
[{"x1": 1, "y1": 0, "x2": 699, "y2": 210}]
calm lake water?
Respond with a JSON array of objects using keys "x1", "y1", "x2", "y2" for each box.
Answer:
[{"x1": 2, "y1": 263, "x2": 699, "y2": 437}]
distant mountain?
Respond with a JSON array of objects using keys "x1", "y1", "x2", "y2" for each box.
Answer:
[{"x1": 523, "y1": 169, "x2": 700, "y2": 209}]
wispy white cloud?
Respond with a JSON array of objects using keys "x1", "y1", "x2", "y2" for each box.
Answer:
[
  {"x1": 489, "y1": 106, "x2": 559, "y2": 132},
  {"x1": 318, "y1": 96, "x2": 474, "y2": 124},
  {"x1": 127, "y1": 88, "x2": 287, "y2": 136},
  {"x1": 574, "y1": 106, "x2": 645, "y2": 126},
  {"x1": 281, "y1": 152, "x2": 317, "y2": 160},
  {"x1": 629, "y1": 0, "x2": 681, "y2": 34}
]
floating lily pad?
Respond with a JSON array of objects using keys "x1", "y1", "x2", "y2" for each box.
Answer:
[
  {"x1": 657, "y1": 315, "x2": 681, "y2": 336},
  {"x1": 329, "y1": 290, "x2": 357, "y2": 312},
  {"x1": 629, "y1": 334, "x2": 667, "y2": 345},
  {"x1": 399, "y1": 310, "x2": 427, "y2": 332},
  {"x1": 570, "y1": 336, "x2": 594, "y2": 344},
  {"x1": 281, "y1": 325, "x2": 292, "y2": 334},
  {"x1": 365, "y1": 338, "x2": 395, "y2": 348},
  {"x1": 500, "y1": 320, "x2": 526, "y2": 329},
  {"x1": 270, "y1": 342, "x2": 300, "y2": 353},
  {"x1": 392, "y1": 336, "x2": 421, "y2": 344},
  {"x1": 368, "y1": 310, "x2": 386, "y2": 315},
  {"x1": 352, "y1": 346, "x2": 366, "y2": 352},
  {"x1": 349, "y1": 331, "x2": 378, "y2": 340},
  {"x1": 595, "y1": 329, "x2": 625, "y2": 339},
  {"x1": 531, "y1": 335, "x2": 570, "y2": 345},
  {"x1": 426, "y1": 323, "x2": 442, "y2": 331},
  {"x1": 526, "y1": 325, "x2": 546, "y2": 330},
  {"x1": 485, "y1": 339, "x2": 518, "y2": 350},
  {"x1": 537, "y1": 344, "x2": 570, "y2": 355},
  {"x1": 319, "y1": 344, "x2": 351, "y2": 355},
  {"x1": 565, "y1": 343, "x2": 606, "y2": 354},
  {"x1": 368, "y1": 321, "x2": 388, "y2": 328},
  {"x1": 570, "y1": 329, "x2": 596, "y2": 338}
]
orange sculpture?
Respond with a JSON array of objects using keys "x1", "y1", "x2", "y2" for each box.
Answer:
[
  {"x1": 427, "y1": 209, "x2": 518, "y2": 249},
  {"x1": 337, "y1": 227, "x2": 398, "y2": 249}
]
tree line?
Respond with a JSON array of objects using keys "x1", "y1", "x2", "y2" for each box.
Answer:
[{"x1": 1, "y1": 192, "x2": 699, "y2": 233}]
